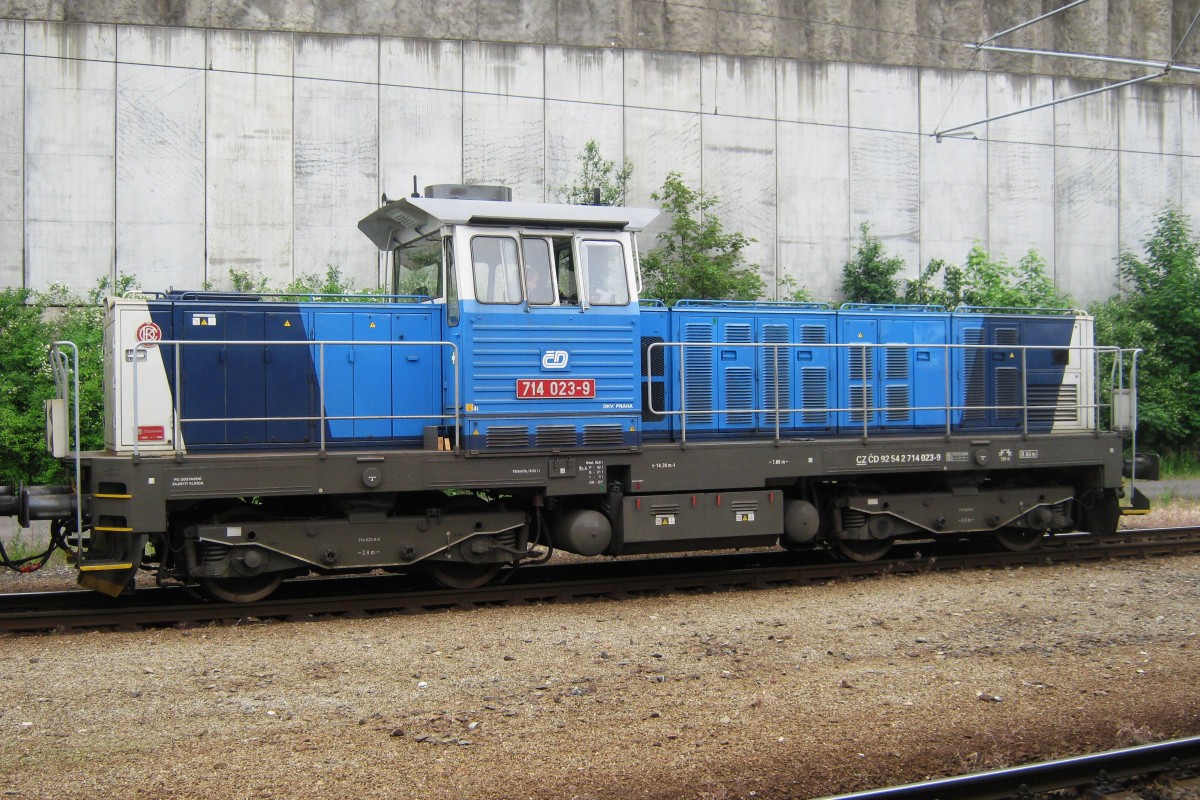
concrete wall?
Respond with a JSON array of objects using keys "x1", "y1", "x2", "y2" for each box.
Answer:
[
  {"x1": 2, "y1": 19, "x2": 1199, "y2": 304},
  {"x1": 4, "y1": 1, "x2": 1199, "y2": 83}
]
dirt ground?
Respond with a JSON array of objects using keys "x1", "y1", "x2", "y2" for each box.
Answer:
[{"x1": 0, "y1": 501, "x2": 1198, "y2": 800}]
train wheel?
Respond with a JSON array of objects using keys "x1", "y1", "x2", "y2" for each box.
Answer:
[
  {"x1": 199, "y1": 574, "x2": 283, "y2": 603},
  {"x1": 197, "y1": 502, "x2": 283, "y2": 602},
  {"x1": 833, "y1": 536, "x2": 891, "y2": 562},
  {"x1": 424, "y1": 494, "x2": 502, "y2": 590},
  {"x1": 424, "y1": 560, "x2": 502, "y2": 590},
  {"x1": 994, "y1": 527, "x2": 1044, "y2": 552}
]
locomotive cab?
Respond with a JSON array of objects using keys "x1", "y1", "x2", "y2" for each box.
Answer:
[{"x1": 359, "y1": 186, "x2": 659, "y2": 454}]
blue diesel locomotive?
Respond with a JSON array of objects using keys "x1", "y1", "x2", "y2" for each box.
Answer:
[{"x1": 6, "y1": 185, "x2": 1151, "y2": 600}]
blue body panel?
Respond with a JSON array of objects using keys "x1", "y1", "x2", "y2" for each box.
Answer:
[
  {"x1": 147, "y1": 298, "x2": 442, "y2": 450},
  {"x1": 138, "y1": 296, "x2": 1085, "y2": 453},
  {"x1": 639, "y1": 304, "x2": 837, "y2": 440},
  {"x1": 836, "y1": 309, "x2": 950, "y2": 433},
  {"x1": 457, "y1": 301, "x2": 641, "y2": 452}
]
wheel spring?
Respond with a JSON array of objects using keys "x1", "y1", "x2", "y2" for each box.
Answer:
[{"x1": 842, "y1": 509, "x2": 869, "y2": 532}]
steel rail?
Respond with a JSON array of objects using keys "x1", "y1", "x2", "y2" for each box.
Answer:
[
  {"x1": 1, "y1": 527, "x2": 1198, "y2": 633},
  {"x1": 819, "y1": 734, "x2": 1200, "y2": 800}
]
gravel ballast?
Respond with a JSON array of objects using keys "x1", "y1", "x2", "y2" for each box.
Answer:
[{"x1": 2, "y1": 549, "x2": 1199, "y2": 799}]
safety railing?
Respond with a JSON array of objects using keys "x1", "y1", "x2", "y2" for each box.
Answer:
[
  {"x1": 48, "y1": 342, "x2": 84, "y2": 566},
  {"x1": 645, "y1": 340, "x2": 1140, "y2": 447},
  {"x1": 131, "y1": 339, "x2": 461, "y2": 458}
]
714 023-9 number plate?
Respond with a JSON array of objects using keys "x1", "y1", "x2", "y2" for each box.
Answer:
[{"x1": 516, "y1": 378, "x2": 596, "y2": 399}]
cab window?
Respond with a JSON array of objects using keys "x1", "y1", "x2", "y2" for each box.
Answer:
[
  {"x1": 555, "y1": 239, "x2": 579, "y2": 305},
  {"x1": 522, "y1": 238, "x2": 556, "y2": 305},
  {"x1": 470, "y1": 236, "x2": 521, "y2": 304},
  {"x1": 394, "y1": 233, "x2": 443, "y2": 298},
  {"x1": 582, "y1": 240, "x2": 629, "y2": 306},
  {"x1": 444, "y1": 236, "x2": 459, "y2": 326}
]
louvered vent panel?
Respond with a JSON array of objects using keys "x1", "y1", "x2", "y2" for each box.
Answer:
[
  {"x1": 731, "y1": 500, "x2": 759, "y2": 512},
  {"x1": 641, "y1": 336, "x2": 665, "y2": 377},
  {"x1": 535, "y1": 425, "x2": 577, "y2": 447},
  {"x1": 583, "y1": 425, "x2": 624, "y2": 446},
  {"x1": 885, "y1": 385, "x2": 911, "y2": 422},
  {"x1": 1028, "y1": 385, "x2": 1079, "y2": 422},
  {"x1": 725, "y1": 367, "x2": 753, "y2": 424},
  {"x1": 800, "y1": 325, "x2": 827, "y2": 344},
  {"x1": 800, "y1": 367, "x2": 829, "y2": 425},
  {"x1": 849, "y1": 385, "x2": 874, "y2": 423},
  {"x1": 994, "y1": 327, "x2": 1019, "y2": 346},
  {"x1": 761, "y1": 325, "x2": 791, "y2": 423},
  {"x1": 996, "y1": 367, "x2": 1020, "y2": 419},
  {"x1": 962, "y1": 328, "x2": 987, "y2": 419},
  {"x1": 651, "y1": 504, "x2": 681, "y2": 514},
  {"x1": 885, "y1": 347, "x2": 909, "y2": 380},
  {"x1": 683, "y1": 323, "x2": 715, "y2": 424},
  {"x1": 848, "y1": 345, "x2": 874, "y2": 382},
  {"x1": 486, "y1": 426, "x2": 529, "y2": 448},
  {"x1": 724, "y1": 324, "x2": 752, "y2": 343}
]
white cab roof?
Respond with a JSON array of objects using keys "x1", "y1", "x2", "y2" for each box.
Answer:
[{"x1": 358, "y1": 197, "x2": 659, "y2": 251}]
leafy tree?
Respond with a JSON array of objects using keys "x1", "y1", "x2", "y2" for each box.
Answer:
[
  {"x1": 840, "y1": 224, "x2": 906, "y2": 304},
  {"x1": 555, "y1": 140, "x2": 633, "y2": 206},
  {"x1": 1091, "y1": 209, "x2": 1200, "y2": 456},
  {"x1": 640, "y1": 173, "x2": 765, "y2": 304}
]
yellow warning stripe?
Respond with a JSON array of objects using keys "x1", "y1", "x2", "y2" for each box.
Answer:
[
  {"x1": 93, "y1": 526, "x2": 134, "y2": 532},
  {"x1": 1121, "y1": 509, "x2": 1152, "y2": 516},
  {"x1": 93, "y1": 493, "x2": 132, "y2": 499},
  {"x1": 79, "y1": 563, "x2": 133, "y2": 572}
]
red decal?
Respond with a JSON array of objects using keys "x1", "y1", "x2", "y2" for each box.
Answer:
[
  {"x1": 136, "y1": 321, "x2": 162, "y2": 348},
  {"x1": 138, "y1": 425, "x2": 165, "y2": 442},
  {"x1": 515, "y1": 379, "x2": 596, "y2": 399}
]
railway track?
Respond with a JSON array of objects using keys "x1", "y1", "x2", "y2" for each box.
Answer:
[
  {"x1": 2, "y1": 526, "x2": 1198, "y2": 633},
  {"x1": 823, "y1": 734, "x2": 1200, "y2": 800}
]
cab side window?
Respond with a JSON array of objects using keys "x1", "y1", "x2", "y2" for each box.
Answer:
[
  {"x1": 522, "y1": 238, "x2": 556, "y2": 305},
  {"x1": 444, "y1": 236, "x2": 459, "y2": 326},
  {"x1": 470, "y1": 236, "x2": 521, "y2": 304},
  {"x1": 555, "y1": 239, "x2": 579, "y2": 305},
  {"x1": 583, "y1": 240, "x2": 629, "y2": 306}
]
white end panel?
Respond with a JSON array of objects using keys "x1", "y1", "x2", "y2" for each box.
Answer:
[
  {"x1": 104, "y1": 299, "x2": 181, "y2": 453},
  {"x1": 1052, "y1": 315, "x2": 1094, "y2": 432}
]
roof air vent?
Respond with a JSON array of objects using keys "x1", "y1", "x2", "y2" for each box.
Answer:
[{"x1": 424, "y1": 184, "x2": 512, "y2": 202}]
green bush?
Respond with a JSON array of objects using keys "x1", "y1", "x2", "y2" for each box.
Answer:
[
  {"x1": 1091, "y1": 209, "x2": 1200, "y2": 457},
  {"x1": 841, "y1": 224, "x2": 1071, "y2": 309},
  {"x1": 840, "y1": 224, "x2": 906, "y2": 304},
  {"x1": 0, "y1": 277, "x2": 130, "y2": 485},
  {"x1": 904, "y1": 246, "x2": 1071, "y2": 309}
]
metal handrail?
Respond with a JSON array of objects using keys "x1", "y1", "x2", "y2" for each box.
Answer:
[
  {"x1": 131, "y1": 339, "x2": 461, "y2": 458},
  {"x1": 48, "y1": 342, "x2": 83, "y2": 566},
  {"x1": 647, "y1": 340, "x2": 1132, "y2": 446}
]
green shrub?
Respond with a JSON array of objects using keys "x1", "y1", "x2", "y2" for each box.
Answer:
[
  {"x1": 841, "y1": 223, "x2": 906, "y2": 304},
  {"x1": 0, "y1": 276, "x2": 132, "y2": 485}
]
